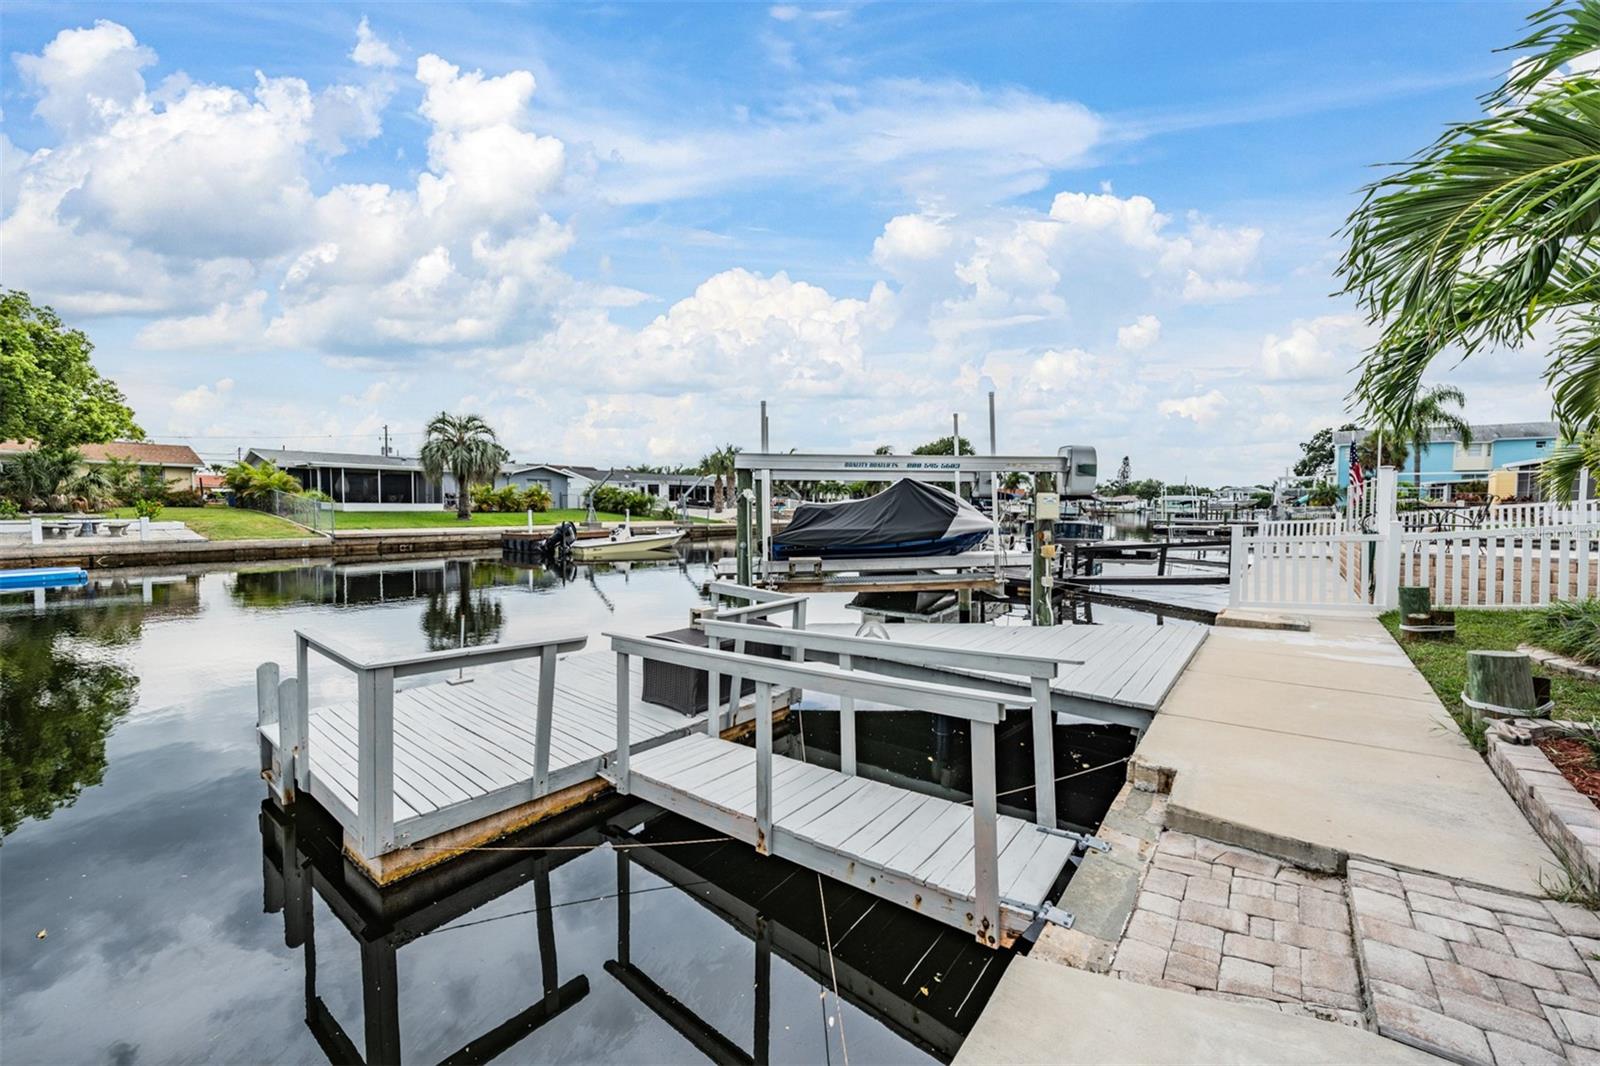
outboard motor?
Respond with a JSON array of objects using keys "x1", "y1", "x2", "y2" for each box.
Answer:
[{"x1": 540, "y1": 521, "x2": 577, "y2": 562}]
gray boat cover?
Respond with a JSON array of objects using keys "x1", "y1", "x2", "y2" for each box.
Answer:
[{"x1": 773, "y1": 479, "x2": 991, "y2": 558}]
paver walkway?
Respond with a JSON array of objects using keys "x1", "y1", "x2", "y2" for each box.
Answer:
[
  {"x1": 1134, "y1": 614, "x2": 1557, "y2": 892},
  {"x1": 1110, "y1": 831, "x2": 1364, "y2": 1026},
  {"x1": 1350, "y1": 858, "x2": 1600, "y2": 1065}
]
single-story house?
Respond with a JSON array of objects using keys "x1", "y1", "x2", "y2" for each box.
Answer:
[
  {"x1": 244, "y1": 448, "x2": 445, "y2": 511},
  {"x1": 499, "y1": 465, "x2": 715, "y2": 510},
  {"x1": 0, "y1": 439, "x2": 205, "y2": 490}
]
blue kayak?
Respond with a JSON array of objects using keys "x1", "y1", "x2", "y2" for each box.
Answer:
[{"x1": 0, "y1": 567, "x2": 89, "y2": 590}]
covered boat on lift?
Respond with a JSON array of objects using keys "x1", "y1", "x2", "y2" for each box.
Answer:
[{"x1": 772, "y1": 479, "x2": 991, "y2": 560}]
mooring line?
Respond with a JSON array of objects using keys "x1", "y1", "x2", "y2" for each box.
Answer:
[
  {"x1": 431, "y1": 878, "x2": 716, "y2": 933},
  {"x1": 956, "y1": 755, "x2": 1133, "y2": 805},
  {"x1": 402, "y1": 835, "x2": 732, "y2": 853},
  {"x1": 817, "y1": 873, "x2": 850, "y2": 1066}
]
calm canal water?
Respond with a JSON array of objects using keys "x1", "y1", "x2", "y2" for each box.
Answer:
[{"x1": 0, "y1": 543, "x2": 1181, "y2": 1064}]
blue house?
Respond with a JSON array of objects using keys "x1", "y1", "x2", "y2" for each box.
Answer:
[{"x1": 1332, "y1": 422, "x2": 1559, "y2": 501}]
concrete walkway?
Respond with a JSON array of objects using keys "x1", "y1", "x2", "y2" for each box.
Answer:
[
  {"x1": 1134, "y1": 614, "x2": 1557, "y2": 894},
  {"x1": 954, "y1": 956, "x2": 1440, "y2": 1064}
]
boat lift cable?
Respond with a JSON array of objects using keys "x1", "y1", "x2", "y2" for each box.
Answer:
[{"x1": 817, "y1": 873, "x2": 850, "y2": 1066}]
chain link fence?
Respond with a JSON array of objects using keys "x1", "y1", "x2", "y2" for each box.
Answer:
[{"x1": 250, "y1": 488, "x2": 334, "y2": 536}]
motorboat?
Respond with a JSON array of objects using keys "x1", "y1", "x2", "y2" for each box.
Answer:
[
  {"x1": 772, "y1": 479, "x2": 991, "y2": 560},
  {"x1": 569, "y1": 521, "x2": 684, "y2": 560}
]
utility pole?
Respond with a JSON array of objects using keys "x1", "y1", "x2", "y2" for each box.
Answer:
[{"x1": 382, "y1": 424, "x2": 390, "y2": 457}]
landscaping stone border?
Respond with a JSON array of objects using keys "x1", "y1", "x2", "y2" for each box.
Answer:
[
  {"x1": 1485, "y1": 722, "x2": 1600, "y2": 895},
  {"x1": 1520, "y1": 644, "x2": 1600, "y2": 685}
]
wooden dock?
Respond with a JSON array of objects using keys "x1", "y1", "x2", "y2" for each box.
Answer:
[
  {"x1": 257, "y1": 583, "x2": 1129, "y2": 945},
  {"x1": 256, "y1": 619, "x2": 797, "y2": 884},
  {"x1": 804, "y1": 619, "x2": 1206, "y2": 727}
]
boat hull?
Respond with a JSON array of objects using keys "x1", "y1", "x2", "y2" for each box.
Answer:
[{"x1": 570, "y1": 531, "x2": 684, "y2": 560}]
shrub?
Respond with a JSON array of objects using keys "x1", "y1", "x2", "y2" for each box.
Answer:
[
  {"x1": 133, "y1": 498, "x2": 163, "y2": 520},
  {"x1": 164, "y1": 488, "x2": 203, "y2": 507},
  {"x1": 302, "y1": 489, "x2": 332, "y2": 503},
  {"x1": 223, "y1": 460, "x2": 302, "y2": 503},
  {"x1": 0, "y1": 498, "x2": 19, "y2": 519},
  {"x1": 468, "y1": 483, "x2": 499, "y2": 512},
  {"x1": 1526, "y1": 600, "x2": 1600, "y2": 667},
  {"x1": 588, "y1": 485, "x2": 662, "y2": 516},
  {"x1": 521, "y1": 484, "x2": 552, "y2": 512}
]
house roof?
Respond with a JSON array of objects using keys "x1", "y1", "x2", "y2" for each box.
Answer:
[
  {"x1": 0, "y1": 439, "x2": 203, "y2": 467},
  {"x1": 1334, "y1": 421, "x2": 1559, "y2": 446},
  {"x1": 244, "y1": 447, "x2": 423, "y2": 470}
]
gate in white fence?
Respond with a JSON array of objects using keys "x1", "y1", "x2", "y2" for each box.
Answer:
[
  {"x1": 1229, "y1": 526, "x2": 1387, "y2": 613},
  {"x1": 1231, "y1": 468, "x2": 1600, "y2": 613}
]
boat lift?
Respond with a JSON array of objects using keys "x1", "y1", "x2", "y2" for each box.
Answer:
[{"x1": 732, "y1": 445, "x2": 1096, "y2": 625}]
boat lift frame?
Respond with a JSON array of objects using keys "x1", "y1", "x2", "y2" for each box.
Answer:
[{"x1": 732, "y1": 447, "x2": 1090, "y2": 625}]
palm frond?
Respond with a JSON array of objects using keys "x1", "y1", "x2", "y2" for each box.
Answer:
[{"x1": 1494, "y1": 0, "x2": 1600, "y2": 107}]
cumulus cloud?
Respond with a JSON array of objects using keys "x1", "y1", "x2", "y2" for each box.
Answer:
[
  {"x1": 170, "y1": 377, "x2": 235, "y2": 417},
  {"x1": 1116, "y1": 314, "x2": 1161, "y2": 351},
  {"x1": 1158, "y1": 389, "x2": 1228, "y2": 425},
  {"x1": 1260, "y1": 314, "x2": 1372, "y2": 380},
  {"x1": 350, "y1": 17, "x2": 399, "y2": 69},
  {"x1": 135, "y1": 293, "x2": 267, "y2": 350},
  {"x1": 14, "y1": 20, "x2": 154, "y2": 136},
  {"x1": 873, "y1": 214, "x2": 952, "y2": 266}
]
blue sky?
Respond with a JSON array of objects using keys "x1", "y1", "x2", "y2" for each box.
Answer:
[{"x1": 1, "y1": 2, "x2": 1558, "y2": 479}]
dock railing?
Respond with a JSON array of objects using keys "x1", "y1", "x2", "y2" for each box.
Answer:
[
  {"x1": 278, "y1": 627, "x2": 589, "y2": 858},
  {"x1": 700, "y1": 618, "x2": 1071, "y2": 826},
  {"x1": 607, "y1": 632, "x2": 1031, "y2": 943}
]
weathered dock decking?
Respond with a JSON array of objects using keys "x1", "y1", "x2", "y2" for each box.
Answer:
[
  {"x1": 602, "y1": 611, "x2": 1108, "y2": 947},
  {"x1": 805, "y1": 619, "x2": 1206, "y2": 726},
  {"x1": 616, "y1": 734, "x2": 1077, "y2": 943},
  {"x1": 256, "y1": 623, "x2": 796, "y2": 884},
  {"x1": 257, "y1": 583, "x2": 1120, "y2": 944}
]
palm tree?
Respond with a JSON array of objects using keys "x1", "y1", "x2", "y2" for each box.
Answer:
[
  {"x1": 1397, "y1": 385, "x2": 1472, "y2": 499},
  {"x1": 419, "y1": 413, "x2": 510, "y2": 520},
  {"x1": 1338, "y1": 1, "x2": 1600, "y2": 499},
  {"x1": 707, "y1": 444, "x2": 741, "y2": 514}
]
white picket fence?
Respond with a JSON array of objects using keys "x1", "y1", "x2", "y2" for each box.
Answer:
[
  {"x1": 1481, "y1": 500, "x2": 1600, "y2": 529},
  {"x1": 1232, "y1": 522, "x2": 1600, "y2": 613},
  {"x1": 1398, "y1": 525, "x2": 1600, "y2": 608},
  {"x1": 1232, "y1": 469, "x2": 1600, "y2": 612}
]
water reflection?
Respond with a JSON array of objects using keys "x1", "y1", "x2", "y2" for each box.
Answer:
[
  {"x1": 0, "y1": 591, "x2": 146, "y2": 837},
  {"x1": 262, "y1": 789, "x2": 985, "y2": 1065},
  {"x1": 262, "y1": 797, "x2": 599, "y2": 1065}
]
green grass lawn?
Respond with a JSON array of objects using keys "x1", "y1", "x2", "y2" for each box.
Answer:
[
  {"x1": 106, "y1": 506, "x2": 307, "y2": 541},
  {"x1": 1381, "y1": 609, "x2": 1600, "y2": 727},
  {"x1": 331, "y1": 508, "x2": 629, "y2": 530}
]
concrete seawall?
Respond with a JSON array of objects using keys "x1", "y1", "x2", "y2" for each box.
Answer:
[{"x1": 0, "y1": 521, "x2": 742, "y2": 570}]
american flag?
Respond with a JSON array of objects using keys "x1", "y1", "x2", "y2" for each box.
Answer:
[{"x1": 1348, "y1": 446, "x2": 1365, "y2": 501}]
